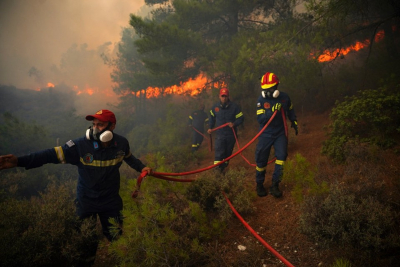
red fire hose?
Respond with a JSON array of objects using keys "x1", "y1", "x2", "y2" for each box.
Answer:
[
  {"x1": 154, "y1": 111, "x2": 278, "y2": 177},
  {"x1": 132, "y1": 110, "x2": 295, "y2": 266},
  {"x1": 222, "y1": 192, "x2": 295, "y2": 267}
]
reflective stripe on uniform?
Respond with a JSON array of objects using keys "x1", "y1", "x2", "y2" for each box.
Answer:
[
  {"x1": 275, "y1": 160, "x2": 285, "y2": 165},
  {"x1": 256, "y1": 166, "x2": 266, "y2": 172},
  {"x1": 214, "y1": 160, "x2": 221, "y2": 165},
  {"x1": 289, "y1": 103, "x2": 293, "y2": 110},
  {"x1": 54, "y1": 146, "x2": 66, "y2": 163},
  {"x1": 257, "y1": 109, "x2": 265, "y2": 115},
  {"x1": 236, "y1": 112, "x2": 243, "y2": 119},
  {"x1": 80, "y1": 156, "x2": 124, "y2": 167},
  {"x1": 189, "y1": 116, "x2": 193, "y2": 120},
  {"x1": 210, "y1": 110, "x2": 214, "y2": 117}
]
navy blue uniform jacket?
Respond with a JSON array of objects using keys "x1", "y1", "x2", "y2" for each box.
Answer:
[
  {"x1": 209, "y1": 101, "x2": 244, "y2": 136},
  {"x1": 17, "y1": 133, "x2": 145, "y2": 213},
  {"x1": 256, "y1": 92, "x2": 297, "y2": 138},
  {"x1": 188, "y1": 109, "x2": 208, "y2": 132}
]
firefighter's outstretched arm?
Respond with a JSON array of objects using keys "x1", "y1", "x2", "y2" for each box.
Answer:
[{"x1": 0, "y1": 154, "x2": 18, "y2": 170}]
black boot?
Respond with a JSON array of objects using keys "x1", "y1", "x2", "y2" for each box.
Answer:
[
  {"x1": 270, "y1": 182, "x2": 282, "y2": 198},
  {"x1": 256, "y1": 183, "x2": 268, "y2": 197}
]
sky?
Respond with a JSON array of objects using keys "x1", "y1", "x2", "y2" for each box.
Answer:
[{"x1": 0, "y1": 0, "x2": 149, "y2": 114}]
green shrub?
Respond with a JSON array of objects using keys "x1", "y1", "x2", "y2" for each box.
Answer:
[
  {"x1": 300, "y1": 185, "x2": 399, "y2": 260},
  {"x1": 110, "y1": 163, "x2": 255, "y2": 266},
  {"x1": 283, "y1": 153, "x2": 329, "y2": 202},
  {"x1": 0, "y1": 181, "x2": 98, "y2": 267},
  {"x1": 186, "y1": 167, "x2": 256, "y2": 221},
  {"x1": 322, "y1": 78, "x2": 400, "y2": 162},
  {"x1": 331, "y1": 258, "x2": 352, "y2": 267},
  {"x1": 0, "y1": 165, "x2": 77, "y2": 199},
  {"x1": 110, "y1": 176, "x2": 223, "y2": 266}
]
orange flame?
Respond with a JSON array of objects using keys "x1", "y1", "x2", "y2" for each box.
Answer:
[
  {"x1": 317, "y1": 30, "x2": 384, "y2": 62},
  {"x1": 74, "y1": 85, "x2": 95, "y2": 95},
  {"x1": 47, "y1": 82, "x2": 55, "y2": 88},
  {"x1": 134, "y1": 73, "x2": 226, "y2": 99}
]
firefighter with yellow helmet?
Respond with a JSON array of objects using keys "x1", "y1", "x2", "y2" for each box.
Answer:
[{"x1": 255, "y1": 72, "x2": 298, "y2": 197}]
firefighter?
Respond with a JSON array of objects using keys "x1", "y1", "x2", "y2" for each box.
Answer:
[
  {"x1": 188, "y1": 103, "x2": 209, "y2": 152},
  {"x1": 255, "y1": 72, "x2": 298, "y2": 197},
  {"x1": 0, "y1": 109, "x2": 152, "y2": 246},
  {"x1": 207, "y1": 88, "x2": 244, "y2": 172}
]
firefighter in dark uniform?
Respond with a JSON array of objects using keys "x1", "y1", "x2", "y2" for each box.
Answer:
[
  {"x1": 188, "y1": 103, "x2": 209, "y2": 152},
  {"x1": 0, "y1": 110, "x2": 152, "y2": 256},
  {"x1": 255, "y1": 72, "x2": 298, "y2": 197},
  {"x1": 207, "y1": 88, "x2": 244, "y2": 172}
]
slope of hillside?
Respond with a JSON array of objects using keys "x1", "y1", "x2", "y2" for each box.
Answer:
[
  {"x1": 218, "y1": 112, "x2": 331, "y2": 266},
  {"x1": 94, "y1": 111, "x2": 400, "y2": 266}
]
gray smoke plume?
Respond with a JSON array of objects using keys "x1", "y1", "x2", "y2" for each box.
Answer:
[{"x1": 0, "y1": 0, "x2": 148, "y2": 114}]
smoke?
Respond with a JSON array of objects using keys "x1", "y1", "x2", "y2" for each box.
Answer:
[{"x1": 0, "y1": 0, "x2": 148, "y2": 115}]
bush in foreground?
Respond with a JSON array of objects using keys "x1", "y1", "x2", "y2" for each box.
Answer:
[
  {"x1": 0, "y1": 181, "x2": 98, "y2": 267},
  {"x1": 300, "y1": 184, "x2": 400, "y2": 266}
]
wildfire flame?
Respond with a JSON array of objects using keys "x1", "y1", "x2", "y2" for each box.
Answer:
[
  {"x1": 74, "y1": 85, "x2": 95, "y2": 95},
  {"x1": 317, "y1": 30, "x2": 384, "y2": 62},
  {"x1": 134, "y1": 73, "x2": 226, "y2": 99}
]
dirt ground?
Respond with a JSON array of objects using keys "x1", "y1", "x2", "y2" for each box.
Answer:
[
  {"x1": 93, "y1": 111, "x2": 399, "y2": 266},
  {"x1": 214, "y1": 112, "x2": 334, "y2": 267}
]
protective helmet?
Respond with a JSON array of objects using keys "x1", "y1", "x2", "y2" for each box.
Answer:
[{"x1": 261, "y1": 72, "x2": 279, "y2": 89}]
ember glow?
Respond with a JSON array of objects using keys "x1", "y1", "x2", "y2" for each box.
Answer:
[
  {"x1": 47, "y1": 82, "x2": 55, "y2": 88},
  {"x1": 317, "y1": 30, "x2": 385, "y2": 62}
]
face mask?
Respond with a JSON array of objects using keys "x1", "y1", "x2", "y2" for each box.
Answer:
[
  {"x1": 86, "y1": 123, "x2": 113, "y2": 142},
  {"x1": 262, "y1": 89, "x2": 280, "y2": 98}
]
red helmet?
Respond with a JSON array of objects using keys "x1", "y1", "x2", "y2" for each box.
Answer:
[{"x1": 261, "y1": 72, "x2": 279, "y2": 89}]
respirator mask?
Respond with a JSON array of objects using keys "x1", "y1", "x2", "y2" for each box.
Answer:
[
  {"x1": 86, "y1": 122, "x2": 113, "y2": 142},
  {"x1": 262, "y1": 88, "x2": 280, "y2": 98}
]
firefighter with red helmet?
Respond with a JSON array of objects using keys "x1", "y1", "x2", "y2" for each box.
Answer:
[
  {"x1": 208, "y1": 88, "x2": 244, "y2": 172},
  {"x1": 255, "y1": 72, "x2": 298, "y2": 197}
]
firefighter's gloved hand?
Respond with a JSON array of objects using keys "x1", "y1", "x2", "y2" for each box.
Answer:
[
  {"x1": 291, "y1": 120, "x2": 298, "y2": 135},
  {"x1": 272, "y1": 103, "x2": 281, "y2": 112}
]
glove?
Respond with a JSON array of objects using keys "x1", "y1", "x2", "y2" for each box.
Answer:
[
  {"x1": 271, "y1": 103, "x2": 281, "y2": 112},
  {"x1": 291, "y1": 120, "x2": 298, "y2": 135}
]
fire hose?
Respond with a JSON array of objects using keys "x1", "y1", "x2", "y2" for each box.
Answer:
[
  {"x1": 153, "y1": 111, "x2": 278, "y2": 177},
  {"x1": 132, "y1": 172, "x2": 296, "y2": 266},
  {"x1": 133, "y1": 109, "x2": 288, "y2": 189},
  {"x1": 131, "y1": 111, "x2": 279, "y2": 194},
  {"x1": 222, "y1": 191, "x2": 295, "y2": 267},
  {"x1": 131, "y1": 109, "x2": 295, "y2": 266}
]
